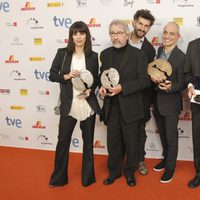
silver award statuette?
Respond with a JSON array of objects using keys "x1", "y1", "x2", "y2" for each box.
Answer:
[
  {"x1": 100, "y1": 67, "x2": 119, "y2": 95},
  {"x1": 147, "y1": 59, "x2": 172, "y2": 82},
  {"x1": 71, "y1": 69, "x2": 93, "y2": 98}
]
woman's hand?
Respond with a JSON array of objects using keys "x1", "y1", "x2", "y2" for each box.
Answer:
[{"x1": 64, "y1": 70, "x2": 80, "y2": 80}]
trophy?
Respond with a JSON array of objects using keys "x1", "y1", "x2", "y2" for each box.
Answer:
[
  {"x1": 100, "y1": 68, "x2": 119, "y2": 95},
  {"x1": 147, "y1": 59, "x2": 172, "y2": 83},
  {"x1": 71, "y1": 69, "x2": 93, "y2": 98}
]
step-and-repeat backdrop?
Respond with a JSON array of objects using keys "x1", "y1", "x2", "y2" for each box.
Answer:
[{"x1": 1, "y1": 0, "x2": 199, "y2": 160}]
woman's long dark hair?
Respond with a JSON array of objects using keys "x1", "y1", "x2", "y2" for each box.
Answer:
[{"x1": 67, "y1": 21, "x2": 92, "y2": 56}]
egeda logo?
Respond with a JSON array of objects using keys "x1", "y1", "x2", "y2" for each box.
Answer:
[
  {"x1": 0, "y1": 2, "x2": 10, "y2": 12},
  {"x1": 53, "y1": 16, "x2": 72, "y2": 28},
  {"x1": 34, "y1": 69, "x2": 50, "y2": 81},
  {"x1": 6, "y1": 117, "x2": 22, "y2": 128}
]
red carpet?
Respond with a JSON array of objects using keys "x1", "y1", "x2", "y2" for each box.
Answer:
[{"x1": 0, "y1": 146, "x2": 199, "y2": 200}]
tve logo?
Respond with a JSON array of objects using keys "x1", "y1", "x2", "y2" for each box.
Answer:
[
  {"x1": 53, "y1": 16, "x2": 72, "y2": 28},
  {"x1": 0, "y1": 2, "x2": 10, "y2": 12},
  {"x1": 34, "y1": 69, "x2": 50, "y2": 81},
  {"x1": 6, "y1": 117, "x2": 22, "y2": 128},
  {"x1": 71, "y1": 138, "x2": 79, "y2": 147}
]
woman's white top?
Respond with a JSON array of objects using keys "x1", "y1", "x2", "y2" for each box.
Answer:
[{"x1": 68, "y1": 54, "x2": 94, "y2": 121}]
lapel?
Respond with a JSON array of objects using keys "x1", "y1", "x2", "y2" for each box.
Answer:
[
  {"x1": 118, "y1": 44, "x2": 132, "y2": 71},
  {"x1": 157, "y1": 46, "x2": 163, "y2": 58},
  {"x1": 106, "y1": 48, "x2": 114, "y2": 69},
  {"x1": 167, "y1": 46, "x2": 178, "y2": 64},
  {"x1": 141, "y1": 37, "x2": 147, "y2": 50},
  {"x1": 85, "y1": 53, "x2": 93, "y2": 72},
  {"x1": 63, "y1": 53, "x2": 72, "y2": 73}
]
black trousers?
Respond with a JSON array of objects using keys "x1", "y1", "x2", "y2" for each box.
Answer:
[
  {"x1": 138, "y1": 119, "x2": 147, "y2": 162},
  {"x1": 153, "y1": 107, "x2": 179, "y2": 170},
  {"x1": 49, "y1": 114, "x2": 96, "y2": 186},
  {"x1": 191, "y1": 105, "x2": 200, "y2": 174},
  {"x1": 106, "y1": 100, "x2": 139, "y2": 178}
]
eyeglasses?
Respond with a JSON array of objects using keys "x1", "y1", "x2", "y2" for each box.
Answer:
[{"x1": 109, "y1": 31, "x2": 125, "y2": 37}]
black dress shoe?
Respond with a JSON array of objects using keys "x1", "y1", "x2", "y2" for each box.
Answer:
[
  {"x1": 103, "y1": 175, "x2": 121, "y2": 185},
  {"x1": 126, "y1": 176, "x2": 136, "y2": 187},
  {"x1": 188, "y1": 176, "x2": 200, "y2": 188}
]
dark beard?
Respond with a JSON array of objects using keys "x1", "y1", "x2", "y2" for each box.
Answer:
[{"x1": 134, "y1": 29, "x2": 145, "y2": 39}]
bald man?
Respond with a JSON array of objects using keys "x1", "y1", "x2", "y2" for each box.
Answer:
[{"x1": 151, "y1": 22, "x2": 185, "y2": 183}]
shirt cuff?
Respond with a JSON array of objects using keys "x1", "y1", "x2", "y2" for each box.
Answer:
[{"x1": 188, "y1": 83, "x2": 194, "y2": 89}]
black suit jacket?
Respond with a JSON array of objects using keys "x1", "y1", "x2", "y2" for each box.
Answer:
[
  {"x1": 141, "y1": 37, "x2": 155, "y2": 63},
  {"x1": 141, "y1": 37, "x2": 156, "y2": 120},
  {"x1": 184, "y1": 38, "x2": 200, "y2": 113},
  {"x1": 154, "y1": 46, "x2": 185, "y2": 116},
  {"x1": 100, "y1": 43, "x2": 150, "y2": 124},
  {"x1": 49, "y1": 48, "x2": 101, "y2": 117}
]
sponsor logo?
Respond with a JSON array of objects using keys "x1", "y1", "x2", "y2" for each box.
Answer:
[
  {"x1": 10, "y1": 70, "x2": 26, "y2": 81},
  {"x1": 32, "y1": 121, "x2": 46, "y2": 129},
  {"x1": 20, "y1": 89, "x2": 28, "y2": 96},
  {"x1": 6, "y1": 117, "x2": 22, "y2": 128},
  {"x1": 122, "y1": 19, "x2": 131, "y2": 26},
  {"x1": 123, "y1": 0, "x2": 135, "y2": 7},
  {"x1": 56, "y1": 38, "x2": 68, "y2": 44},
  {"x1": 6, "y1": 21, "x2": 17, "y2": 27},
  {"x1": 178, "y1": 36, "x2": 184, "y2": 45},
  {"x1": 11, "y1": 37, "x2": 23, "y2": 45},
  {"x1": 179, "y1": 112, "x2": 192, "y2": 121},
  {"x1": 21, "y1": 2, "x2": 36, "y2": 11},
  {"x1": 26, "y1": 18, "x2": 43, "y2": 29},
  {"x1": 34, "y1": 69, "x2": 50, "y2": 81},
  {"x1": 178, "y1": 127, "x2": 189, "y2": 139},
  {"x1": 0, "y1": 133, "x2": 11, "y2": 140},
  {"x1": 0, "y1": 88, "x2": 10, "y2": 95},
  {"x1": 38, "y1": 90, "x2": 50, "y2": 95},
  {"x1": 146, "y1": 0, "x2": 160, "y2": 4},
  {"x1": 151, "y1": 37, "x2": 162, "y2": 47},
  {"x1": 146, "y1": 142, "x2": 159, "y2": 152},
  {"x1": 173, "y1": 0, "x2": 194, "y2": 7},
  {"x1": 99, "y1": 0, "x2": 112, "y2": 5},
  {"x1": 34, "y1": 38, "x2": 42, "y2": 45},
  {"x1": 37, "y1": 105, "x2": 46, "y2": 112},
  {"x1": 5, "y1": 55, "x2": 19, "y2": 63},
  {"x1": 76, "y1": 0, "x2": 87, "y2": 7},
  {"x1": 93, "y1": 140, "x2": 105, "y2": 149},
  {"x1": 53, "y1": 16, "x2": 72, "y2": 28},
  {"x1": 173, "y1": 17, "x2": 183, "y2": 26},
  {"x1": 91, "y1": 36, "x2": 101, "y2": 47},
  {"x1": 87, "y1": 18, "x2": 101, "y2": 27},
  {"x1": 10, "y1": 106, "x2": 25, "y2": 110},
  {"x1": 146, "y1": 128, "x2": 156, "y2": 134},
  {"x1": 47, "y1": 2, "x2": 64, "y2": 7},
  {"x1": 0, "y1": 1, "x2": 9, "y2": 12},
  {"x1": 37, "y1": 135, "x2": 53, "y2": 145},
  {"x1": 29, "y1": 57, "x2": 45, "y2": 61},
  {"x1": 18, "y1": 136, "x2": 29, "y2": 141}
]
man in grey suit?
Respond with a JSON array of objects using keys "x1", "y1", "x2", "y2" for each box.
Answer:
[
  {"x1": 184, "y1": 38, "x2": 200, "y2": 188},
  {"x1": 151, "y1": 22, "x2": 185, "y2": 183},
  {"x1": 99, "y1": 20, "x2": 150, "y2": 186},
  {"x1": 129, "y1": 9, "x2": 156, "y2": 175}
]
